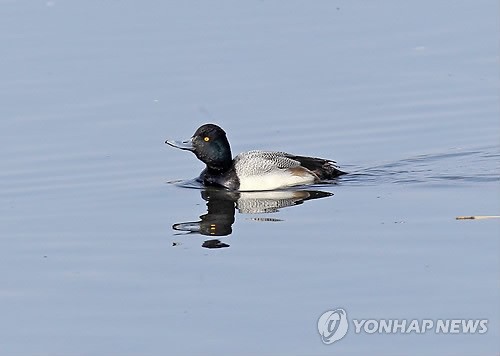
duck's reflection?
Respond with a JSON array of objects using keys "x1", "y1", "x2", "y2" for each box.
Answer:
[{"x1": 172, "y1": 188, "x2": 333, "y2": 249}]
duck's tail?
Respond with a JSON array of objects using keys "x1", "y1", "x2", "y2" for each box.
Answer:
[{"x1": 285, "y1": 154, "x2": 347, "y2": 180}]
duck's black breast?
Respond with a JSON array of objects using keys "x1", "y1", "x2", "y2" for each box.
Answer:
[{"x1": 199, "y1": 166, "x2": 240, "y2": 190}]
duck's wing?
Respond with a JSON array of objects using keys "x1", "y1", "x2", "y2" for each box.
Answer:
[{"x1": 233, "y1": 150, "x2": 303, "y2": 175}]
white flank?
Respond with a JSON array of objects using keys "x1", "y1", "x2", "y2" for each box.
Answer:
[{"x1": 237, "y1": 170, "x2": 315, "y2": 191}]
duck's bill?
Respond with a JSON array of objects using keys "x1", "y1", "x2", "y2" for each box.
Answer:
[{"x1": 165, "y1": 138, "x2": 194, "y2": 151}]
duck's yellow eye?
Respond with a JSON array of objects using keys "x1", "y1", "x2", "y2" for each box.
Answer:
[{"x1": 204, "y1": 136, "x2": 210, "y2": 142}]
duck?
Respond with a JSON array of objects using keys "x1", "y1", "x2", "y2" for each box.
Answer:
[{"x1": 165, "y1": 123, "x2": 346, "y2": 191}]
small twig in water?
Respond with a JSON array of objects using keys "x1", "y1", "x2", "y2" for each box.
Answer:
[{"x1": 456, "y1": 215, "x2": 500, "y2": 220}]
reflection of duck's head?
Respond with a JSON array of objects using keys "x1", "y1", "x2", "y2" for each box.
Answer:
[
  {"x1": 166, "y1": 123, "x2": 346, "y2": 191},
  {"x1": 199, "y1": 189, "x2": 237, "y2": 236},
  {"x1": 173, "y1": 189, "x2": 236, "y2": 237}
]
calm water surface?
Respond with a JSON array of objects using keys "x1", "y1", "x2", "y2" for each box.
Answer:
[{"x1": 0, "y1": 1, "x2": 499, "y2": 355}]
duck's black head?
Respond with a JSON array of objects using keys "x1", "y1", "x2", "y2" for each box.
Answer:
[{"x1": 166, "y1": 123, "x2": 233, "y2": 171}]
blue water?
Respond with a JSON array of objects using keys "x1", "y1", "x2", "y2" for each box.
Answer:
[{"x1": 1, "y1": 1, "x2": 499, "y2": 355}]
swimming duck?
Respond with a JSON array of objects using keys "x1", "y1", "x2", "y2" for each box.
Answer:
[{"x1": 165, "y1": 124, "x2": 346, "y2": 191}]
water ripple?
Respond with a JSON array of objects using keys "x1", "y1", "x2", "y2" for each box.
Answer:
[{"x1": 341, "y1": 145, "x2": 500, "y2": 186}]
